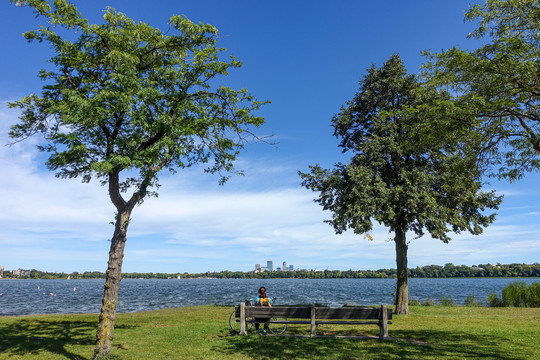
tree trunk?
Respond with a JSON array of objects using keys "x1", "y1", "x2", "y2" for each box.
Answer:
[
  {"x1": 93, "y1": 210, "x2": 131, "y2": 359},
  {"x1": 394, "y1": 226, "x2": 409, "y2": 315}
]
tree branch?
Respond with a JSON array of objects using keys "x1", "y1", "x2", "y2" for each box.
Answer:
[
  {"x1": 108, "y1": 170, "x2": 127, "y2": 210},
  {"x1": 62, "y1": 67, "x2": 79, "y2": 90}
]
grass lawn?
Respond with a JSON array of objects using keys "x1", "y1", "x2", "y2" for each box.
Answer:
[{"x1": 0, "y1": 305, "x2": 538, "y2": 359}]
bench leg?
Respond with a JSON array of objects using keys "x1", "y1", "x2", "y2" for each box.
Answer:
[
  {"x1": 379, "y1": 304, "x2": 388, "y2": 339},
  {"x1": 240, "y1": 303, "x2": 247, "y2": 335},
  {"x1": 310, "y1": 304, "x2": 316, "y2": 337}
]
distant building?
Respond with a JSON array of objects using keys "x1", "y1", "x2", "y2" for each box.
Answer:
[
  {"x1": 254, "y1": 267, "x2": 269, "y2": 273},
  {"x1": 283, "y1": 261, "x2": 287, "y2": 271},
  {"x1": 12, "y1": 269, "x2": 30, "y2": 277},
  {"x1": 289, "y1": 265, "x2": 294, "y2": 271},
  {"x1": 0, "y1": 265, "x2": 3, "y2": 277},
  {"x1": 255, "y1": 263, "x2": 260, "y2": 271},
  {"x1": 267, "y1": 261, "x2": 273, "y2": 272}
]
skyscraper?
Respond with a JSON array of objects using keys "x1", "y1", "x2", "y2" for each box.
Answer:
[
  {"x1": 283, "y1": 261, "x2": 287, "y2": 271},
  {"x1": 267, "y1": 261, "x2": 273, "y2": 272}
]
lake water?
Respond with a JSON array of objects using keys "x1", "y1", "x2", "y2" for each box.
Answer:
[{"x1": 0, "y1": 278, "x2": 538, "y2": 316}]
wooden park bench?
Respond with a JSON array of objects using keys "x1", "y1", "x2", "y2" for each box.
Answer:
[{"x1": 235, "y1": 303, "x2": 392, "y2": 339}]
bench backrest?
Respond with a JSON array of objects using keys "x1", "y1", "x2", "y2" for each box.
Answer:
[{"x1": 238, "y1": 306, "x2": 392, "y2": 320}]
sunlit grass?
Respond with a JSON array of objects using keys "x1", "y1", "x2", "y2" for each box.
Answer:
[{"x1": 1, "y1": 306, "x2": 538, "y2": 359}]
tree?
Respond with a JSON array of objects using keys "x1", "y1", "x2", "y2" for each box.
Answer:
[
  {"x1": 8, "y1": 1, "x2": 268, "y2": 358},
  {"x1": 423, "y1": 0, "x2": 540, "y2": 180},
  {"x1": 299, "y1": 55, "x2": 502, "y2": 314}
]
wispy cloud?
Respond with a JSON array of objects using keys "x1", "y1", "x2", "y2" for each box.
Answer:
[{"x1": 2, "y1": 101, "x2": 539, "y2": 273}]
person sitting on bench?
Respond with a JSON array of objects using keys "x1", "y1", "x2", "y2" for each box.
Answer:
[{"x1": 253, "y1": 286, "x2": 273, "y2": 334}]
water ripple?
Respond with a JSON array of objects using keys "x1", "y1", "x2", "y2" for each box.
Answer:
[{"x1": 0, "y1": 278, "x2": 537, "y2": 316}]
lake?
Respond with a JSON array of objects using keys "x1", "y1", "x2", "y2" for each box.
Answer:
[{"x1": 0, "y1": 278, "x2": 538, "y2": 316}]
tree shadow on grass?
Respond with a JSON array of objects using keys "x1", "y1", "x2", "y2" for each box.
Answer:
[
  {"x1": 216, "y1": 329, "x2": 529, "y2": 360},
  {"x1": 390, "y1": 329, "x2": 529, "y2": 360},
  {"x1": 0, "y1": 317, "x2": 137, "y2": 360},
  {"x1": 393, "y1": 330, "x2": 530, "y2": 360}
]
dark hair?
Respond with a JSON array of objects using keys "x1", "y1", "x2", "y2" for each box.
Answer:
[{"x1": 258, "y1": 286, "x2": 266, "y2": 295}]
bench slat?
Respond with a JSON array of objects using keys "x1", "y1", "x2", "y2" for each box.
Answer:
[
  {"x1": 316, "y1": 321, "x2": 385, "y2": 325},
  {"x1": 247, "y1": 320, "x2": 311, "y2": 325},
  {"x1": 316, "y1": 307, "x2": 380, "y2": 320},
  {"x1": 245, "y1": 307, "x2": 311, "y2": 318}
]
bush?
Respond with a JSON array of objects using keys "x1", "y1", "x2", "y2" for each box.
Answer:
[
  {"x1": 408, "y1": 299, "x2": 421, "y2": 306},
  {"x1": 464, "y1": 294, "x2": 483, "y2": 307},
  {"x1": 528, "y1": 283, "x2": 540, "y2": 307},
  {"x1": 440, "y1": 295, "x2": 455, "y2": 307},
  {"x1": 422, "y1": 298, "x2": 435, "y2": 306},
  {"x1": 487, "y1": 292, "x2": 504, "y2": 307},
  {"x1": 502, "y1": 281, "x2": 529, "y2": 307},
  {"x1": 487, "y1": 281, "x2": 540, "y2": 307}
]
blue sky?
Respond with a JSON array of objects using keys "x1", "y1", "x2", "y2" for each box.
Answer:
[{"x1": 1, "y1": 0, "x2": 539, "y2": 274}]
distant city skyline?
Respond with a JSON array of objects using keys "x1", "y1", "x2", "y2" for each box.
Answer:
[{"x1": 254, "y1": 260, "x2": 295, "y2": 272}]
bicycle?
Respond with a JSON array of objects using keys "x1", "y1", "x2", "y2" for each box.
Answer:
[{"x1": 229, "y1": 298, "x2": 287, "y2": 335}]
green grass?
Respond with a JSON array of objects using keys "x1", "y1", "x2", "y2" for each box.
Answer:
[{"x1": 1, "y1": 306, "x2": 539, "y2": 359}]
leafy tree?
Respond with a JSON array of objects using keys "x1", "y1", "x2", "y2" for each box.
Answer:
[
  {"x1": 8, "y1": 0, "x2": 267, "y2": 358},
  {"x1": 423, "y1": 0, "x2": 540, "y2": 180},
  {"x1": 299, "y1": 55, "x2": 502, "y2": 314}
]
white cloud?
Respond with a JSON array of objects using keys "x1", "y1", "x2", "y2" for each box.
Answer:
[{"x1": 1, "y1": 101, "x2": 539, "y2": 273}]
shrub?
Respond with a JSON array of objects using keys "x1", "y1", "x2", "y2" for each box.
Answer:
[
  {"x1": 422, "y1": 298, "x2": 435, "y2": 306},
  {"x1": 464, "y1": 294, "x2": 483, "y2": 307},
  {"x1": 440, "y1": 295, "x2": 455, "y2": 307},
  {"x1": 487, "y1": 281, "x2": 540, "y2": 307},
  {"x1": 408, "y1": 299, "x2": 420, "y2": 306},
  {"x1": 487, "y1": 292, "x2": 504, "y2": 307},
  {"x1": 528, "y1": 283, "x2": 540, "y2": 307},
  {"x1": 502, "y1": 281, "x2": 529, "y2": 307}
]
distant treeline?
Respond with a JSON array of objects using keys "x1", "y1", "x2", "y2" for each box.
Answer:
[{"x1": 4, "y1": 263, "x2": 539, "y2": 280}]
